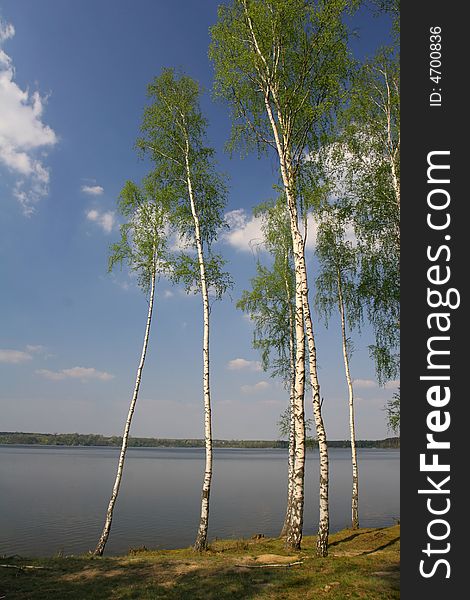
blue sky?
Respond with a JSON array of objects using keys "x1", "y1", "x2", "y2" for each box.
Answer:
[{"x1": 0, "y1": 0, "x2": 397, "y2": 439}]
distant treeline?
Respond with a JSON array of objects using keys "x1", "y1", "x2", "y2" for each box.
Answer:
[{"x1": 0, "y1": 432, "x2": 399, "y2": 449}]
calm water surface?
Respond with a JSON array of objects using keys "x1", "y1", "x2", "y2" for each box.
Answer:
[{"x1": 0, "y1": 445, "x2": 399, "y2": 556}]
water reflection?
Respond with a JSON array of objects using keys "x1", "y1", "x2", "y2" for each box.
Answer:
[{"x1": 0, "y1": 446, "x2": 399, "y2": 556}]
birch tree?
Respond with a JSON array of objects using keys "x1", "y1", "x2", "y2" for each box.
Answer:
[
  {"x1": 237, "y1": 199, "x2": 297, "y2": 539},
  {"x1": 334, "y1": 45, "x2": 400, "y2": 384},
  {"x1": 386, "y1": 390, "x2": 400, "y2": 434},
  {"x1": 210, "y1": 0, "x2": 351, "y2": 554},
  {"x1": 94, "y1": 178, "x2": 170, "y2": 556},
  {"x1": 316, "y1": 207, "x2": 362, "y2": 529},
  {"x1": 137, "y1": 69, "x2": 229, "y2": 551}
]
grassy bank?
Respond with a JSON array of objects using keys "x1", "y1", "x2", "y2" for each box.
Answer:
[{"x1": 0, "y1": 525, "x2": 400, "y2": 599}]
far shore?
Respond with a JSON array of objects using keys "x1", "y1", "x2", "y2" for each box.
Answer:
[{"x1": 0, "y1": 431, "x2": 399, "y2": 449}]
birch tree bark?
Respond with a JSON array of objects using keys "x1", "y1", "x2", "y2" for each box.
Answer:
[
  {"x1": 315, "y1": 205, "x2": 363, "y2": 535},
  {"x1": 336, "y1": 45, "x2": 400, "y2": 384},
  {"x1": 337, "y1": 269, "x2": 359, "y2": 529},
  {"x1": 210, "y1": 0, "x2": 351, "y2": 555},
  {"x1": 236, "y1": 199, "x2": 297, "y2": 543},
  {"x1": 266, "y1": 111, "x2": 329, "y2": 555},
  {"x1": 184, "y1": 143, "x2": 213, "y2": 553},
  {"x1": 94, "y1": 261, "x2": 156, "y2": 556},
  {"x1": 137, "y1": 69, "x2": 229, "y2": 553},
  {"x1": 279, "y1": 295, "x2": 296, "y2": 538}
]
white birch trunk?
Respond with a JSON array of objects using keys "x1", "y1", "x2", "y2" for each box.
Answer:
[
  {"x1": 383, "y1": 68, "x2": 400, "y2": 212},
  {"x1": 243, "y1": 7, "x2": 327, "y2": 553},
  {"x1": 285, "y1": 274, "x2": 306, "y2": 551},
  {"x1": 337, "y1": 269, "x2": 359, "y2": 529},
  {"x1": 382, "y1": 67, "x2": 400, "y2": 252},
  {"x1": 302, "y1": 290, "x2": 329, "y2": 557},
  {"x1": 281, "y1": 158, "x2": 329, "y2": 556},
  {"x1": 94, "y1": 264, "x2": 156, "y2": 556},
  {"x1": 292, "y1": 240, "x2": 329, "y2": 556},
  {"x1": 257, "y1": 95, "x2": 306, "y2": 552},
  {"x1": 265, "y1": 99, "x2": 329, "y2": 555},
  {"x1": 280, "y1": 293, "x2": 296, "y2": 538},
  {"x1": 183, "y1": 146, "x2": 213, "y2": 553}
]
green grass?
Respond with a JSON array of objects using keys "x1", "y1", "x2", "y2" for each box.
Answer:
[{"x1": 0, "y1": 525, "x2": 400, "y2": 599}]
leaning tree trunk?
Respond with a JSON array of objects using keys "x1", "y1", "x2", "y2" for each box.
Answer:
[
  {"x1": 337, "y1": 269, "x2": 359, "y2": 529},
  {"x1": 94, "y1": 263, "x2": 156, "y2": 556},
  {"x1": 184, "y1": 145, "x2": 213, "y2": 552}
]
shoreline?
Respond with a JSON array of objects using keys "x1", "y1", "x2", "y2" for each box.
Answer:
[
  {"x1": 0, "y1": 526, "x2": 400, "y2": 599},
  {"x1": 0, "y1": 432, "x2": 400, "y2": 449}
]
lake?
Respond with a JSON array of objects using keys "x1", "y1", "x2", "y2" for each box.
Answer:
[{"x1": 0, "y1": 445, "x2": 399, "y2": 557}]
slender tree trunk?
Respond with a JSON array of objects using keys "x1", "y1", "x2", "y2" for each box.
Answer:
[
  {"x1": 299, "y1": 266, "x2": 329, "y2": 557},
  {"x1": 94, "y1": 264, "x2": 156, "y2": 556},
  {"x1": 242, "y1": 7, "x2": 305, "y2": 552},
  {"x1": 184, "y1": 146, "x2": 213, "y2": 552},
  {"x1": 383, "y1": 69, "x2": 400, "y2": 252},
  {"x1": 383, "y1": 68, "x2": 400, "y2": 213},
  {"x1": 279, "y1": 131, "x2": 329, "y2": 558},
  {"x1": 294, "y1": 255, "x2": 329, "y2": 557},
  {"x1": 287, "y1": 193, "x2": 329, "y2": 555},
  {"x1": 265, "y1": 97, "x2": 329, "y2": 556},
  {"x1": 258, "y1": 97, "x2": 305, "y2": 552},
  {"x1": 283, "y1": 159, "x2": 329, "y2": 556},
  {"x1": 281, "y1": 185, "x2": 327, "y2": 555},
  {"x1": 243, "y1": 7, "x2": 327, "y2": 554},
  {"x1": 337, "y1": 269, "x2": 359, "y2": 529},
  {"x1": 285, "y1": 275, "x2": 306, "y2": 552},
  {"x1": 280, "y1": 291, "x2": 296, "y2": 538}
]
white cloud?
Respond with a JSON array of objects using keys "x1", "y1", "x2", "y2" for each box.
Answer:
[
  {"x1": 227, "y1": 358, "x2": 262, "y2": 372},
  {"x1": 170, "y1": 231, "x2": 194, "y2": 252},
  {"x1": 259, "y1": 398, "x2": 283, "y2": 406},
  {"x1": 107, "y1": 272, "x2": 133, "y2": 292},
  {"x1": 81, "y1": 185, "x2": 104, "y2": 196},
  {"x1": 25, "y1": 344, "x2": 46, "y2": 354},
  {"x1": 0, "y1": 17, "x2": 57, "y2": 215},
  {"x1": 0, "y1": 19, "x2": 15, "y2": 46},
  {"x1": 223, "y1": 209, "x2": 264, "y2": 252},
  {"x1": 353, "y1": 378, "x2": 378, "y2": 389},
  {"x1": 0, "y1": 348, "x2": 32, "y2": 364},
  {"x1": 177, "y1": 284, "x2": 199, "y2": 297},
  {"x1": 294, "y1": 213, "x2": 354, "y2": 251},
  {"x1": 117, "y1": 280, "x2": 130, "y2": 291},
  {"x1": 62, "y1": 367, "x2": 114, "y2": 381},
  {"x1": 222, "y1": 207, "x2": 351, "y2": 254},
  {"x1": 36, "y1": 366, "x2": 114, "y2": 382},
  {"x1": 304, "y1": 215, "x2": 318, "y2": 250},
  {"x1": 86, "y1": 208, "x2": 116, "y2": 234},
  {"x1": 35, "y1": 369, "x2": 66, "y2": 381},
  {"x1": 384, "y1": 379, "x2": 400, "y2": 390},
  {"x1": 355, "y1": 395, "x2": 384, "y2": 406},
  {"x1": 163, "y1": 290, "x2": 174, "y2": 298},
  {"x1": 241, "y1": 380, "x2": 270, "y2": 394}
]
